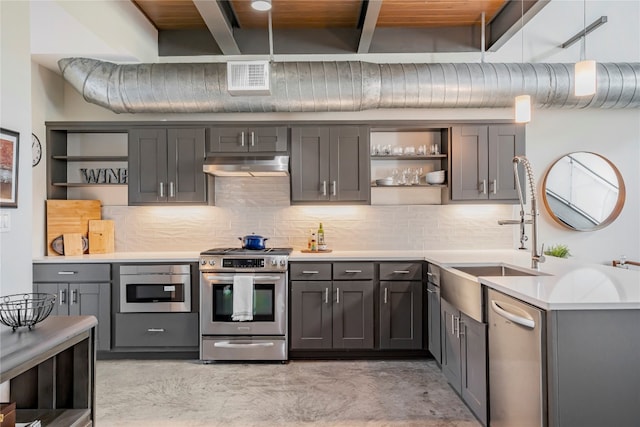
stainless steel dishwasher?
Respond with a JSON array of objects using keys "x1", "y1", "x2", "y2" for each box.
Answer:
[{"x1": 487, "y1": 288, "x2": 546, "y2": 427}]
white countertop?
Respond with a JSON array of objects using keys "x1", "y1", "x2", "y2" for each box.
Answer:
[{"x1": 34, "y1": 249, "x2": 640, "y2": 311}]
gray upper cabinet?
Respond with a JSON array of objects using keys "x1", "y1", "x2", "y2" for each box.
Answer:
[
  {"x1": 33, "y1": 263, "x2": 111, "y2": 352},
  {"x1": 451, "y1": 124, "x2": 525, "y2": 202},
  {"x1": 290, "y1": 126, "x2": 370, "y2": 204},
  {"x1": 129, "y1": 128, "x2": 207, "y2": 205},
  {"x1": 207, "y1": 126, "x2": 288, "y2": 153}
]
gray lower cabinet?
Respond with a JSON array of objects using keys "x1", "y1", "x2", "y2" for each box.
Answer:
[
  {"x1": 379, "y1": 262, "x2": 423, "y2": 350},
  {"x1": 441, "y1": 298, "x2": 487, "y2": 426},
  {"x1": 207, "y1": 126, "x2": 288, "y2": 153},
  {"x1": 290, "y1": 262, "x2": 374, "y2": 350},
  {"x1": 114, "y1": 313, "x2": 199, "y2": 349},
  {"x1": 33, "y1": 263, "x2": 111, "y2": 352},
  {"x1": 426, "y1": 281, "x2": 441, "y2": 363},
  {"x1": 451, "y1": 124, "x2": 525, "y2": 202},
  {"x1": 290, "y1": 126, "x2": 370, "y2": 204},
  {"x1": 129, "y1": 127, "x2": 207, "y2": 205}
]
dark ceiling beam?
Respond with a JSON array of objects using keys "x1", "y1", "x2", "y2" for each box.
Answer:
[
  {"x1": 357, "y1": 0, "x2": 383, "y2": 54},
  {"x1": 192, "y1": 0, "x2": 241, "y2": 55},
  {"x1": 487, "y1": 0, "x2": 550, "y2": 51}
]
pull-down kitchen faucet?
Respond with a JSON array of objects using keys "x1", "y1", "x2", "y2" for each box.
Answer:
[{"x1": 499, "y1": 156, "x2": 545, "y2": 269}]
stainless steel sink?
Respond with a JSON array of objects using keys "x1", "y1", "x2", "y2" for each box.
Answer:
[{"x1": 449, "y1": 264, "x2": 543, "y2": 277}]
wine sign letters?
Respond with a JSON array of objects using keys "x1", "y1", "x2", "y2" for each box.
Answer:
[{"x1": 80, "y1": 168, "x2": 128, "y2": 184}]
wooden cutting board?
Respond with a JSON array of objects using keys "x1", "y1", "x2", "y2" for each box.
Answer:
[
  {"x1": 63, "y1": 233, "x2": 84, "y2": 256},
  {"x1": 46, "y1": 200, "x2": 101, "y2": 256},
  {"x1": 88, "y1": 219, "x2": 115, "y2": 254}
]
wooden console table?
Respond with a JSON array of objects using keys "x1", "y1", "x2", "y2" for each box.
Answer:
[{"x1": 0, "y1": 315, "x2": 97, "y2": 426}]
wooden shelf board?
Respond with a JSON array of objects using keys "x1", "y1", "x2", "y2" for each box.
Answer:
[
  {"x1": 51, "y1": 156, "x2": 128, "y2": 161},
  {"x1": 52, "y1": 183, "x2": 127, "y2": 187},
  {"x1": 371, "y1": 183, "x2": 447, "y2": 188},
  {"x1": 371, "y1": 155, "x2": 446, "y2": 160}
]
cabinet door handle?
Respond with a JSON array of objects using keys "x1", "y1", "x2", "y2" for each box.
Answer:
[
  {"x1": 302, "y1": 270, "x2": 319, "y2": 274},
  {"x1": 71, "y1": 289, "x2": 78, "y2": 304},
  {"x1": 147, "y1": 328, "x2": 165, "y2": 333},
  {"x1": 57, "y1": 271, "x2": 77, "y2": 275},
  {"x1": 321, "y1": 181, "x2": 327, "y2": 196},
  {"x1": 393, "y1": 270, "x2": 410, "y2": 274},
  {"x1": 336, "y1": 288, "x2": 340, "y2": 304},
  {"x1": 159, "y1": 182, "x2": 165, "y2": 197},
  {"x1": 451, "y1": 314, "x2": 456, "y2": 335},
  {"x1": 426, "y1": 288, "x2": 436, "y2": 294},
  {"x1": 240, "y1": 131, "x2": 245, "y2": 147},
  {"x1": 250, "y1": 131, "x2": 255, "y2": 147},
  {"x1": 384, "y1": 287, "x2": 388, "y2": 304},
  {"x1": 169, "y1": 181, "x2": 175, "y2": 198},
  {"x1": 480, "y1": 179, "x2": 487, "y2": 195},
  {"x1": 426, "y1": 272, "x2": 433, "y2": 277},
  {"x1": 492, "y1": 179, "x2": 497, "y2": 195},
  {"x1": 59, "y1": 289, "x2": 67, "y2": 305},
  {"x1": 325, "y1": 287, "x2": 329, "y2": 304},
  {"x1": 332, "y1": 180, "x2": 337, "y2": 196},
  {"x1": 344, "y1": 270, "x2": 362, "y2": 273},
  {"x1": 458, "y1": 317, "x2": 464, "y2": 337}
]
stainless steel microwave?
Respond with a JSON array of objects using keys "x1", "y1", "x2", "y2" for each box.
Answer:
[{"x1": 119, "y1": 264, "x2": 191, "y2": 313}]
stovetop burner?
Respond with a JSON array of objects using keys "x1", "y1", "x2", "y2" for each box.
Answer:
[{"x1": 201, "y1": 247, "x2": 293, "y2": 256}]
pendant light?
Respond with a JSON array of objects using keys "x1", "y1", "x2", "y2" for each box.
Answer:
[
  {"x1": 251, "y1": 0, "x2": 272, "y2": 11},
  {"x1": 514, "y1": 0, "x2": 531, "y2": 123},
  {"x1": 575, "y1": 0, "x2": 597, "y2": 96}
]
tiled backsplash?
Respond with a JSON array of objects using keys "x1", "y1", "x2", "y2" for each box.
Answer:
[{"x1": 103, "y1": 177, "x2": 514, "y2": 252}]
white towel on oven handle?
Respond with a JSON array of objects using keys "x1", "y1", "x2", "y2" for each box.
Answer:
[{"x1": 232, "y1": 275, "x2": 254, "y2": 321}]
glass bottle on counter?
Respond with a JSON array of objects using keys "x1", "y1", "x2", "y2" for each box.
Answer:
[
  {"x1": 317, "y1": 223, "x2": 325, "y2": 246},
  {"x1": 310, "y1": 233, "x2": 317, "y2": 251}
]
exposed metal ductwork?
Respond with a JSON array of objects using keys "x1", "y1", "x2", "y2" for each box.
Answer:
[{"x1": 59, "y1": 58, "x2": 640, "y2": 114}]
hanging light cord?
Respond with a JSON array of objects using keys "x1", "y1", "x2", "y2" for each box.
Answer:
[
  {"x1": 582, "y1": 0, "x2": 587, "y2": 61},
  {"x1": 521, "y1": 0, "x2": 524, "y2": 64}
]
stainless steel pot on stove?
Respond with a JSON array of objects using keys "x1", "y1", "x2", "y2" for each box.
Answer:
[{"x1": 238, "y1": 233, "x2": 269, "y2": 250}]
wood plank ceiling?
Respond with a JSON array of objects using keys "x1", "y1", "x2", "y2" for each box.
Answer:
[{"x1": 131, "y1": 0, "x2": 534, "y2": 57}]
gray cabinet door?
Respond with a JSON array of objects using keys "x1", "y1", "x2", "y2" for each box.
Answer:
[
  {"x1": 379, "y1": 281, "x2": 423, "y2": 349},
  {"x1": 129, "y1": 128, "x2": 168, "y2": 204},
  {"x1": 488, "y1": 124, "x2": 525, "y2": 200},
  {"x1": 451, "y1": 125, "x2": 489, "y2": 201},
  {"x1": 34, "y1": 282, "x2": 67, "y2": 316},
  {"x1": 290, "y1": 281, "x2": 333, "y2": 349},
  {"x1": 440, "y1": 298, "x2": 462, "y2": 393},
  {"x1": 427, "y1": 282, "x2": 441, "y2": 363},
  {"x1": 208, "y1": 126, "x2": 287, "y2": 152},
  {"x1": 69, "y1": 283, "x2": 111, "y2": 352},
  {"x1": 167, "y1": 128, "x2": 206, "y2": 203},
  {"x1": 460, "y1": 312, "x2": 487, "y2": 426},
  {"x1": 290, "y1": 127, "x2": 331, "y2": 202},
  {"x1": 330, "y1": 126, "x2": 370, "y2": 203},
  {"x1": 332, "y1": 281, "x2": 374, "y2": 349}
]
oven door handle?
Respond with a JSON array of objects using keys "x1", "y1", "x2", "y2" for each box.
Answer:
[
  {"x1": 203, "y1": 275, "x2": 282, "y2": 282},
  {"x1": 213, "y1": 341, "x2": 275, "y2": 349}
]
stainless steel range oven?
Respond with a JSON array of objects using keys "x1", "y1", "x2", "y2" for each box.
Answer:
[{"x1": 199, "y1": 248, "x2": 291, "y2": 362}]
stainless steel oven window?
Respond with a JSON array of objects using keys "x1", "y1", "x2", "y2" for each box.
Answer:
[{"x1": 212, "y1": 283, "x2": 275, "y2": 322}]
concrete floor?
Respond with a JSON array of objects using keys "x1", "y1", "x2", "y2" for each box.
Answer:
[{"x1": 95, "y1": 359, "x2": 482, "y2": 427}]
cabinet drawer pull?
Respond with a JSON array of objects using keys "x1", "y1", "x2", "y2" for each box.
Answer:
[
  {"x1": 57, "y1": 271, "x2": 77, "y2": 275},
  {"x1": 344, "y1": 270, "x2": 362, "y2": 273},
  {"x1": 325, "y1": 287, "x2": 329, "y2": 304},
  {"x1": 147, "y1": 328, "x2": 165, "y2": 333},
  {"x1": 384, "y1": 287, "x2": 388, "y2": 304},
  {"x1": 240, "y1": 131, "x2": 245, "y2": 147},
  {"x1": 302, "y1": 270, "x2": 320, "y2": 274},
  {"x1": 392, "y1": 270, "x2": 410, "y2": 274},
  {"x1": 336, "y1": 288, "x2": 340, "y2": 304}
]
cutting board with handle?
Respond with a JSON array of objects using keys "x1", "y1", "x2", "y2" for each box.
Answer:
[
  {"x1": 88, "y1": 219, "x2": 115, "y2": 254},
  {"x1": 46, "y1": 200, "x2": 101, "y2": 256}
]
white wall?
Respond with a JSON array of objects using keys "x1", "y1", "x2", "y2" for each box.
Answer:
[{"x1": 1, "y1": 1, "x2": 33, "y2": 295}]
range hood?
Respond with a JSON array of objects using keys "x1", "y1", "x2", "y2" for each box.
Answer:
[{"x1": 203, "y1": 155, "x2": 289, "y2": 177}]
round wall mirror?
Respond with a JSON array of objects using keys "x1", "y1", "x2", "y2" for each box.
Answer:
[{"x1": 542, "y1": 152, "x2": 625, "y2": 231}]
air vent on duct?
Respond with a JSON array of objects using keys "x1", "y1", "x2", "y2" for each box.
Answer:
[{"x1": 227, "y1": 61, "x2": 271, "y2": 96}]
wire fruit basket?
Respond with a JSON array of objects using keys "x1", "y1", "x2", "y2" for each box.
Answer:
[{"x1": 0, "y1": 293, "x2": 57, "y2": 331}]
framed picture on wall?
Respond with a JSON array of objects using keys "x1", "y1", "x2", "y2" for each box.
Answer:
[{"x1": 0, "y1": 128, "x2": 20, "y2": 208}]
